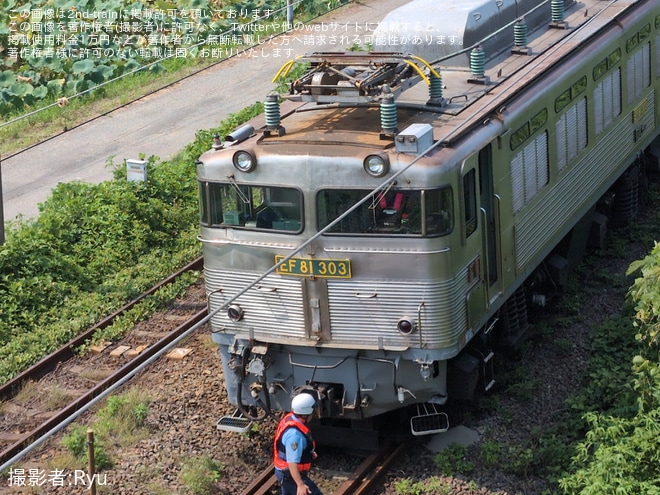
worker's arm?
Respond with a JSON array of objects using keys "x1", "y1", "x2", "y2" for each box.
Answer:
[{"x1": 287, "y1": 462, "x2": 310, "y2": 495}]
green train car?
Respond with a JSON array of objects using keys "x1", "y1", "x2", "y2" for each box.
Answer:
[{"x1": 198, "y1": 0, "x2": 660, "y2": 435}]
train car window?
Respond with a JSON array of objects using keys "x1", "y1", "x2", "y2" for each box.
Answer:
[
  {"x1": 425, "y1": 188, "x2": 454, "y2": 236},
  {"x1": 463, "y1": 170, "x2": 477, "y2": 237},
  {"x1": 593, "y1": 60, "x2": 608, "y2": 81},
  {"x1": 198, "y1": 183, "x2": 208, "y2": 224},
  {"x1": 626, "y1": 33, "x2": 640, "y2": 53},
  {"x1": 510, "y1": 109, "x2": 547, "y2": 150},
  {"x1": 608, "y1": 49, "x2": 622, "y2": 67},
  {"x1": 594, "y1": 68, "x2": 621, "y2": 135},
  {"x1": 555, "y1": 76, "x2": 587, "y2": 114},
  {"x1": 529, "y1": 109, "x2": 548, "y2": 134},
  {"x1": 593, "y1": 48, "x2": 622, "y2": 81},
  {"x1": 626, "y1": 24, "x2": 650, "y2": 54},
  {"x1": 317, "y1": 188, "x2": 453, "y2": 237},
  {"x1": 199, "y1": 181, "x2": 303, "y2": 232},
  {"x1": 554, "y1": 89, "x2": 572, "y2": 114}
]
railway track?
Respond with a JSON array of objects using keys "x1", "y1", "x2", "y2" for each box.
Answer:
[
  {"x1": 240, "y1": 442, "x2": 408, "y2": 495},
  {"x1": 0, "y1": 257, "x2": 207, "y2": 470}
]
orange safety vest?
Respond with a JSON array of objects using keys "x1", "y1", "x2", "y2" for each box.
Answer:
[{"x1": 273, "y1": 412, "x2": 316, "y2": 472}]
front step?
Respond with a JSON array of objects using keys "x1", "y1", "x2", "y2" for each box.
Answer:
[
  {"x1": 468, "y1": 347, "x2": 496, "y2": 392},
  {"x1": 410, "y1": 403, "x2": 449, "y2": 436},
  {"x1": 216, "y1": 409, "x2": 252, "y2": 433}
]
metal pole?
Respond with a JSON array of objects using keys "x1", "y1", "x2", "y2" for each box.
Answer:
[
  {"x1": 0, "y1": 155, "x2": 4, "y2": 245},
  {"x1": 287, "y1": 0, "x2": 293, "y2": 28}
]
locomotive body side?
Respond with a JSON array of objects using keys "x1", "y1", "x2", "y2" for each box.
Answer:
[{"x1": 199, "y1": 0, "x2": 660, "y2": 428}]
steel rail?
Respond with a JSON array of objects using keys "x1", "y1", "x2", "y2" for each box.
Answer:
[
  {"x1": 240, "y1": 464, "x2": 278, "y2": 495},
  {"x1": 334, "y1": 442, "x2": 407, "y2": 495},
  {"x1": 0, "y1": 308, "x2": 207, "y2": 468},
  {"x1": 239, "y1": 442, "x2": 408, "y2": 495},
  {"x1": 0, "y1": 256, "x2": 203, "y2": 400},
  {"x1": 0, "y1": 256, "x2": 206, "y2": 468}
]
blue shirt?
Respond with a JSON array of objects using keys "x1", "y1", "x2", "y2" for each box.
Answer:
[{"x1": 280, "y1": 414, "x2": 308, "y2": 464}]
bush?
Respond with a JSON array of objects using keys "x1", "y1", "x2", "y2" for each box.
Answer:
[{"x1": 0, "y1": 102, "x2": 263, "y2": 382}]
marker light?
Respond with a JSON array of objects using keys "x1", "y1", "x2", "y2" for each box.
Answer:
[
  {"x1": 363, "y1": 154, "x2": 389, "y2": 177},
  {"x1": 233, "y1": 150, "x2": 256, "y2": 172},
  {"x1": 227, "y1": 304, "x2": 244, "y2": 321}
]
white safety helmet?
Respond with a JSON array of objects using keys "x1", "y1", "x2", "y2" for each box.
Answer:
[{"x1": 291, "y1": 393, "x2": 316, "y2": 415}]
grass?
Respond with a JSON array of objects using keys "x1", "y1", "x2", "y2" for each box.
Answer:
[
  {"x1": 179, "y1": 455, "x2": 224, "y2": 495},
  {"x1": 59, "y1": 387, "x2": 152, "y2": 472}
]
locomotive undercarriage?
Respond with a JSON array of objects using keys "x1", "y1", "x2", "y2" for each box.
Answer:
[{"x1": 215, "y1": 335, "x2": 453, "y2": 437}]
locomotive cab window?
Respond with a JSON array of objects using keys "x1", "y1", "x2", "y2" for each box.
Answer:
[
  {"x1": 199, "y1": 181, "x2": 303, "y2": 232},
  {"x1": 317, "y1": 187, "x2": 453, "y2": 236}
]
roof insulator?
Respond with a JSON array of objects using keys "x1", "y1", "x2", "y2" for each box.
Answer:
[
  {"x1": 512, "y1": 17, "x2": 532, "y2": 55},
  {"x1": 550, "y1": 0, "x2": 568, "y2": 29},
  {"x1": 264, "y1": 92, "x2": 285, "y2": 137},
  {"x1": 468, "y1": 45, "x2": 490, "y2": 85},
  {"x1": 379, "y1": 92, "x2": 398, "y2": 139}
]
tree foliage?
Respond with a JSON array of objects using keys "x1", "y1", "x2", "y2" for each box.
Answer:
[{"x1": 559, "y1": 242, "x2": 660, "y2": 494}]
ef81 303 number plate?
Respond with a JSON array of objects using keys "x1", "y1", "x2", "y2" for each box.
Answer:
[{"x1": 274, "y1": 255, "x2": 351, "y2": 278}]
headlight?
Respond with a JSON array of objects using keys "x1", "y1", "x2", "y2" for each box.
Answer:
[
  {"x1": 227, "y1": 304, "x2": 244, "y2": 321},
  {"x1": 363, "y1": 154, "x2": 389, "y2": 177},
  {"x1": 233, "y1": 151, "x2": 256, "y2": 172}
]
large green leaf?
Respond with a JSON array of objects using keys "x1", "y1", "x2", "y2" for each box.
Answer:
[
  {"x1": 89, "y1": 64, "x2": 114, "y2": 83},
  {"x1": 0, "y1": 88, "x2": 14, "y2": 102},
  {"x1": 0, "y1": 70, "x2": 16, "y2": 86},
  {"x1": 10, "y1": 82, "x2": 34, "y2": 97},
  {"x1": 47, "y1": 78, "x2": 66, "y2": 95},
  {"x1": 72, "y1": 59, "x2": 95, "y2": 74},
  {"x1": 30, "y1": 56, "x2": 64, "y2": 71},
  {"x1": 65, "y1": 77, "x2": 83, "y2": 95},
  {"x1": 32, "y1": 85, "x2": 48, "y2": 99}
]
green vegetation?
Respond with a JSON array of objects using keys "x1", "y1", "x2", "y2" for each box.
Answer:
[
  {"x1": 557, "y1": 241, "x2": 660, "y2": 494},
  {"x1": 433, "y1": 443, "x2": 474, "y2": 477},
  {"x1": 180, "y1": 455, "x2": 224, "y2": 495},
  {"x1": 394, "y1": 476, "x2": 452, "y2": 495},
  {"x1": 62, "y1": 388, "x2": 151, "y2": 471},
  {"x1": 0, "y1": 102, "x2": 263, "y2": 383}
]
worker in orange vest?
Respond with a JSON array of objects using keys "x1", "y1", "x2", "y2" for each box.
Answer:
[{"x1": 273, "y1": 393, "x2": 324, "y2": 495}]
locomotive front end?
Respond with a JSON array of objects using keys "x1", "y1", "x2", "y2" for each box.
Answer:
[{"x1": 198, "y1": 105, "x2": 469, "y2": 432}]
